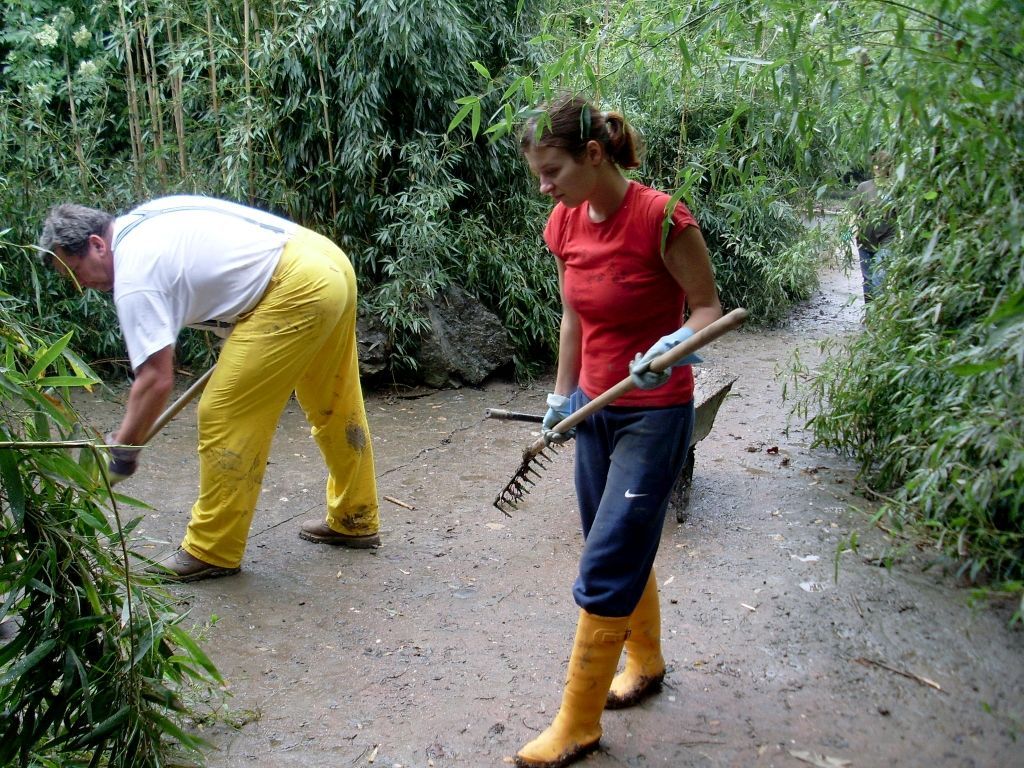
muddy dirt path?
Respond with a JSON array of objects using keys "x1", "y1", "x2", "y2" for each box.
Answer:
[{"x1": 80, "y1": 262, "x2": 1022, "y2": 767}]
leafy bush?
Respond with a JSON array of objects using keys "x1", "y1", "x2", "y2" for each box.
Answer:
[
  {"x1": 359, "y1": 135, "x2": 559, "y2": 374},
  {"x1": 0, "y1": 280, "x2": 222, "y2": 765},
  {"x1": 634, "y1": 94, "x2": 825, "y2": 323},
  {"x1": 783, "y1": 1, "x2": 1024, "y2": 588},
  {"x1": 0, "y1": 0, "x2": 548, "y2": 378},
  {"x1": 600, "y1": 95, "x2": 814, "y2": 322}
]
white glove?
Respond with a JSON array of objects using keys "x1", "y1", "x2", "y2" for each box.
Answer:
[
  {"x1": 629, "y1": 327, "x2": 702, "y2": 390},
  {"x1": 541, "y1": 393, "x2": 575, "y2": 445}
]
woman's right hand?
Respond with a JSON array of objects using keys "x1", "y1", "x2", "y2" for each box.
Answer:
[{"x1": 541, "y1": 393, "x2": 576, "y2": 444}]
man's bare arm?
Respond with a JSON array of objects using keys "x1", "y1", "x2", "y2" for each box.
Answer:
[{"x1": 114, "y1": 345, "x2": 175, "y2": 445}]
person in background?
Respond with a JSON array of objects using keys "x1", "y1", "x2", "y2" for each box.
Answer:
[
  {"x1": 38, "y1": 196, "x2": 381, "y2": 582},
  {"x1": 514, "y1": 95, "x2": 722, "y2": 768},
  {"x1": 852, "y1": 150, "x2": 896, "y2": 302}
]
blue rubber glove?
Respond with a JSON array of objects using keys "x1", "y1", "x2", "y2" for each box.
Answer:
[
  {"x1": 628, "y1": 327, "x2": 702, "y2": 391},
  {"x1": 541, "y1": 393, "x2": 575, "y2": 445},
  {"x1": 105, "y1": 431, "x2": 142, "y2": 485}
]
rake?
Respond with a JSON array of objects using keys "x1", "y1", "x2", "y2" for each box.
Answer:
[{"x1": 492, "y1": 307, "x2": 748, "y2": 514}]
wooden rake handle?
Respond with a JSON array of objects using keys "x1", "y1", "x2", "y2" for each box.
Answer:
[
  {"x1": 532, "y1": 307, "x2": 748, "y2": 455},
  {"x1": 142, "y1": 364, "x2": 216, "y2": 444}
]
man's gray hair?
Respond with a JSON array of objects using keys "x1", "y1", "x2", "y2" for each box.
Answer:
[{"x1": 38, "y1": 203, "x2": 114, "y2": 261}]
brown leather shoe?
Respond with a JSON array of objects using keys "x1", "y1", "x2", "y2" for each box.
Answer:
[
  {"x1": 298, "y1": 520, "x2": 381, "y2": 548},
  {"x1": 147, "y1": 548, "x2": 241, "y2": 583}
]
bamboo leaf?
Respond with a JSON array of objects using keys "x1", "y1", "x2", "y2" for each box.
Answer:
[
  {"x1": 447, "y1": 102, "x2": 475, "y2": 133},
  {"x1": 469, "y1": 61, "x2": 490, "y2": 80},
  {"x1": 0, "y1": 625, "x2": 30, "y2": 668},
  {"x1": 987, "y1": 289, "x2": 1024, "y2": 325},
  {"x1": 165, "y1": 623, "x2": 223, "y2": 683},
  {"x1": 660, "y1": 185, "x2": 689, "y2": 256},
  {"x1": 144, "y1": 711, "x2": 209, "y2": 750},
  {"x1": 57, "y1": 347, "x2": 99, "y2": 385},
  {"x1": 950, "y1": 360, "x2": 1005, "y2": 376},
  {"x1": 68, "y1": 705, "x2": 130, "y2": 748},
  {"x1": 0, "y1": 449, "x2": 27, "y2": 526},
  {"x1": 26, "y1": 333, "x2": 74, "y2": 381},
  {"x1": 76, "y1": 506, "x2": 111, "y2": 533},
  {"x1": 501, "y1": 77, "x2": 523, "y2": 101},
  {"x1": 471, "y1": 102, "x2": 482, "y2": 138},
  {"x1": 36, "y1": 375, "x2": 98, "y2": 388},
  {"x1": 0, "y1": 639, "x2": 57, "y2": 685}
]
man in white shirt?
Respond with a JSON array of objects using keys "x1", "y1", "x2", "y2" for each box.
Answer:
[{"x1": 39, "y1": 196, "x2": 381, "y2": 581}]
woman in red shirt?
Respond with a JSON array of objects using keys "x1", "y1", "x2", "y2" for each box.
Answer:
[{"x1": 514, "y1": 95, "x2": 722, "y2": 768}]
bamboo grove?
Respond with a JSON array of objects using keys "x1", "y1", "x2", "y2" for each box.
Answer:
[{"x1": 0, "y1": 8, "x2": 1020, "y2": 763}]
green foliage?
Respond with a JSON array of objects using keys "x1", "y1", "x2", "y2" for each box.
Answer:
[
  {"x1": 697, "y1": 189, "x2": 822, "y2": 324},
  {"x1": 458, "y1": 195, "x2": 563, "y2": 378},
  {"x1": 454, "y1": 1, "x2": 837, "y2": 326},
  {"x1": 361, "y1": 136, "x2": 559, "y2": 374},
  {"x1": 0, "y1": 0, "x2": 131, "y2": 374},
  {"x1": 782, "y1": 1, "x2": 1024, "y2": 587},
  {"x1": 0, "y1": 0, "x2": 546, "y2": 377},
  {"x1": 634, "y1": 95, "x2": 824, "y2": 323},
  {"x1": 0, "y1": 283, "x2": 221, "y2": 765}
]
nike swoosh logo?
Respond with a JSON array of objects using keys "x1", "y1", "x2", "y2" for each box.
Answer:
[{"x1": 624, "y1": 490, "x2": 648, "y2": 498}]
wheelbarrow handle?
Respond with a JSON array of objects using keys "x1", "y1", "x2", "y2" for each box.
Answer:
[{"x1": 485, "y1": 408, "x2": 544, "y2": 424}]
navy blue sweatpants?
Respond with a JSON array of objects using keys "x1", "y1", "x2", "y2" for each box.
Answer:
[{"x1": 569, "y1": 389, "x2": 694, "y2": 617}]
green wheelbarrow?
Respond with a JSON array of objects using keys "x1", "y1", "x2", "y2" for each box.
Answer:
[{"x1": 669, "y1": 369, "x2": 736, "y2": 523}]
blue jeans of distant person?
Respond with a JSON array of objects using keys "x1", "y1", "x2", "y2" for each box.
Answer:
[
  {"x1": 858, "y1": 246, "x2": 890, "y2": 301},
  {"x1": 569, "y1": 389, "x2": 694, "y2": 617}
]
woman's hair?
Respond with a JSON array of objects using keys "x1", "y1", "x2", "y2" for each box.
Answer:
[
  {"x1": 520, "y1": 94, "x2": 641, "y2": 169},
  {"x1": 38, "y1": 204, "x2": 113, "y2": 260}
]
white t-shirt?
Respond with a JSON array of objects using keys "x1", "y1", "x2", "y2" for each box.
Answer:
[{"x1": 112, "y1": 195, "x2": 298, "y2": 370}]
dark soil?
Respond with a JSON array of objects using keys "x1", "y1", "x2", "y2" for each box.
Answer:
[{"x1": 78, "y1": 261, "x2": 1022, "y2": 767}]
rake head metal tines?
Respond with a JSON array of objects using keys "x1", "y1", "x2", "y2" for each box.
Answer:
[{"x1": 493, "y1": 442, "x2": 558, "y2": 515}]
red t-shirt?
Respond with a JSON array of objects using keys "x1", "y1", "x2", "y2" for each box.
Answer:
[{"x1": 544, "y1": 180, "x2": 698, "y2": 406}]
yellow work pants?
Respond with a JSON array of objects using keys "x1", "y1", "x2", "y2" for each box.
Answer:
[{"x1": 182, "y1": 228, "x2": 379, "y2": 568}]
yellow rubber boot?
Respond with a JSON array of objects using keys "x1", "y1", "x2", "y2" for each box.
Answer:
[
  {"x1": 606, "y1": 570, "x2": 666, "y2": 709},
  {"x1": 515, "y1": 610, "x2": 630, "y2": 768}
]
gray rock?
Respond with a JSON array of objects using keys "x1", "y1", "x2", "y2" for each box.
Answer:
[
  {"x1": 356, "y1": 310, "x2": 390, "y2": 378},
  {"x1": 413, "y1": 285, "x2": 514, "y2": 388}
]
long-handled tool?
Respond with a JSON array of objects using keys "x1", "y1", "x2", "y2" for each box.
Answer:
[
  {"x1": 487, "y1": 374, "x2": 738, "y2": 522},
  {"x1": 142, "y1": 365, "x2": 216, "y2": 444},
  {"x1": 492, "y1": 307, "x2": 748, "y2": 513}
]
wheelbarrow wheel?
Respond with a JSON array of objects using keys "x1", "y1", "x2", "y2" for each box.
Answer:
[{"x1": 670, "y1": 446, "x2": 696, "y2": 523}]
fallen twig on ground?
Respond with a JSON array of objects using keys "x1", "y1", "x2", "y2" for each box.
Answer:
[{"x1": 854, "y1": 656, "x2": 943, "y2": 691}]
